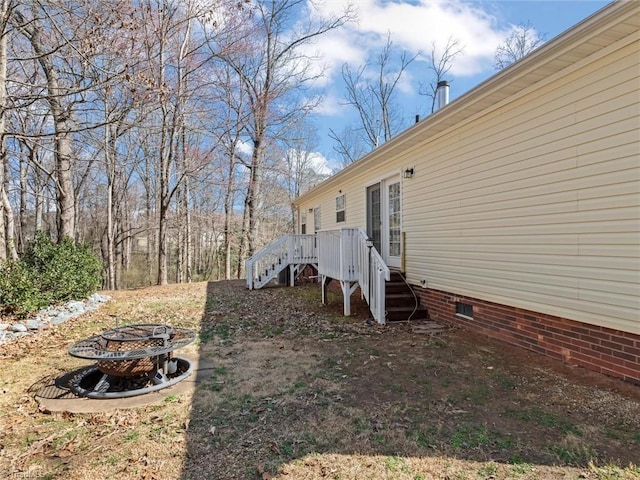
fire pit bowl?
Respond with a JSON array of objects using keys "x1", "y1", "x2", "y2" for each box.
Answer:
[{"x1": 68, "y1": 323, "x2": 196, "y2": 399}]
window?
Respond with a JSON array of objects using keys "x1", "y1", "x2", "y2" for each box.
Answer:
[
  {"x1": 388, "y1": 182, "x2": 401, "y2": 256},
  {"x1": 313, "y1": 207, "x2": 321, "y2": 232},
  {"x1": 336, "y1": 194, "x2": 346, "y2": 223},
  {"x1": 456, "y1": 302, "x2": 473, "y2": 318},
  {"x1": 300, "y1": 210, "x2": 306, "y2": 234}
]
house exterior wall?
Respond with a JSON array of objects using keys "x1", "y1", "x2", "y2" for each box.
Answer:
[
  {"x1": 402, "y1": 35, "x2": 639, "y2": 336},
  {"x1": 294, "y1": 7, "x2": 639, "y2": 382},
  {"x1": 416, "y1": 288, "x2": 640, "y2": 385}
]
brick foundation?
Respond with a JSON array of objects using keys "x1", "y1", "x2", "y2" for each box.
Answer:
[{"x1": 414, "y1": 287, "x2": 640, "y2": 386}]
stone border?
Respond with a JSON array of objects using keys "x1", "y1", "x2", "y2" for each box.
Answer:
[{"x1": 0, "y1": 293, "x2": 110, "y2": 345}]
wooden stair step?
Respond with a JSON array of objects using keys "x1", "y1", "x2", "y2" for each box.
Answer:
[
  {"x1": 388, "y1": 270, "x2": 405, "y2": 280},
  {"x1": 385, "y1": 282, "x2": 411, "y2": 294},
  {"x1": 385, "y1": 293, "x2": 418, "y2": 307},
  {"x1": 386, "y1": 305, "x2": 429, "y2": 321}
]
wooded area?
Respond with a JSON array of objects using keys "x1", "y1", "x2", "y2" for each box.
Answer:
[
  {"x1": 0, "y1": 0, "x2": 541, "y2": 291},
  {"x1": 0, "y1": 0, "x2": 346, "y2": 289}
]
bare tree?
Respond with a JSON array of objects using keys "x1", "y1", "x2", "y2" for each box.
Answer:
[
  {"x1": 207, "y1": 63, "x2": 249, "y2": 280},
  {"x1": 282, "y1": 134, "x2": 329, "y2": 226},
  {"x1": 9, "y1": 1, "x2": 133, "y2": 242},
  {"x1": 494, "y1": 21, "x2": 546, "y2": 70},
  {"x1": 329, "y1": 126, "x2": 367, "y2": 167},
  {"x1": 209, "y1": 0, "x2": 353, "y2": 259},
  {"x1": 419, "y1": 36, "x2": 464, "y2": 114},
  {"x1": 135, "y1": 0, "x2": 204, "y2": 285},
  {"x1": 331, "y1": 33, "x2": 416, "y2": 164},
  {"x1": 11, "y1": 4, "x2": 79, "y2": 240},
  {"x1": 0, "y1": 0, "x2": 356, "y2": 288},
  {"x1": 0, "y1": 0, "x2": 17, "y2": 260}
]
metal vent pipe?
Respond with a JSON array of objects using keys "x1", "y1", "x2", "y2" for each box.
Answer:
[{"x1": 436, "y1": 80, "x2": 450, "y2": 110}]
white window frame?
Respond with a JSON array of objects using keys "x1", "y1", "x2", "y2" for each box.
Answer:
[
  {"x1": 335, "y1": 194, "x2": 346, "y2": 223},
  {"x1": 313, "y1": 206, "x2": 321, "y2": 232},
  {"x1": 300, "y1": 210, "x2": 307, "y2": 234}
]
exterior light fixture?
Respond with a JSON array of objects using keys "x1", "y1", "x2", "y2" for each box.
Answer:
[{"x1": 404, "y1": 167, "x2": 414, "y2": 179}]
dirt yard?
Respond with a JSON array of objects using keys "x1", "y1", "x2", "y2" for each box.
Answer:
[{"x1": 1, "y1": 280, "x2": 639, "y2": 480}]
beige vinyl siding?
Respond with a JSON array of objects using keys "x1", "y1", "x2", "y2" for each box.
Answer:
[
  {"x1": 295, "y1": 24, "x2": 639, "y2": 334},
  {"x1": 404, "y1": 36, "x2": 639, "y2": 334},
  {"x1": 298, "y1": 167, "x2": 405, "y2": 233}
]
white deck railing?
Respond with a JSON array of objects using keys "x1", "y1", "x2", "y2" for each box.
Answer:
[
  {"x1": 246, "y1": 236, "x2": 287, "y2": 290},
  {"x1": 317, "y1": 228, "x2": 359, "y2": 282},
  {"x1": 246, "y1": 234, "x2": 317, "y2": 290},
  {"x1": 357, "y1": 229, "x2": 391, "y2": 324},
  {"x1": 247, "y1": 228, "x2": 390, "y2": 324},
  {"x1": 289, "y1": 234, "x2": 318, "y2": 264},
  {"x1": 317, "y1": 227, "x2": 390, "y2": 324}
]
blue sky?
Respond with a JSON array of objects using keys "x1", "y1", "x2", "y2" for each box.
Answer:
[{"x1": 304, "y1": 0, "x2": 611, "y2": 172}]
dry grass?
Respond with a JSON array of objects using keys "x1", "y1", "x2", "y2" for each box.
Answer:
[{"x1": 1, "y1": 280, "x2": 639, "y2": 480}]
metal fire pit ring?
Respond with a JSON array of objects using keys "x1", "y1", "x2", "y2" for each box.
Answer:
[
  {"x1": 67, "y1": 323, "x2": 197, "y2": 399},
  {"x1": 68, "y1": 323, "x2": 197, "y2": 361},
  {"x1": 69, "y1": 357, "x2": 193, "y2": 399}
]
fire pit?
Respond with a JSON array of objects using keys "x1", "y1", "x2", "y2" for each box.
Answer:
[{"x1": 68, "y1": 323, "x2": 196, "y2": 399}]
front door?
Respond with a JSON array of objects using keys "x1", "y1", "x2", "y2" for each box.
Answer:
[{"x1": 367, "y1": 175, "x2": 402, "y2": 268}]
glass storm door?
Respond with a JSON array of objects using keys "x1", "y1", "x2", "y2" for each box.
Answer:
[
  {"x1": 367, "y1": 175, "x2": 401, "y2": 268},
  {"x1": 367, "y1": 184, "x2": 382, "y2": 252},
  {"x1": 385, "y1": 177, "x2": 401, "y2": 268}
]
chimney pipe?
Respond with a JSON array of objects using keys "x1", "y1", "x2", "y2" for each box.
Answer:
[
  {"x1": 415, "y1": 114, "x2": 420, "y2": 124},
  {"x1": 436, "y1": 80, "x2": 450, "y2": 110}
]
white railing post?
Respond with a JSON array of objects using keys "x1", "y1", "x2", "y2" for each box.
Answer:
[
  {"x1": 315, "y1": 228, "x2": 389, "y2": 323},
  {"x1": 245, "y1": 234, "x2": 318, "y2": 290},
  {"x1": 355, "y1": 228, "x2": 390, "y2": 324},
  {"x1": 246, "y1": 259, "x2": 254, "y2": 290}
]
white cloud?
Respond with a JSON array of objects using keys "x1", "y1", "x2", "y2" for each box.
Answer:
[
  {"x1": 299, "y1": 33, "x2": 367, "y2": 86},
  {"x1": 298, "y1": 0, "x2": 510, "y2": 117},
  {"x1": 237, "y1": 139, "x2": 253, "y2": 156},
  {"x1": 307, "y1": 151, "x2": 333, "y2": 176},
  {"x1": 312, "y1": 91, "x2": 344, "y2": 116},
  {"x1": 304, "y1": 0, "x2": 508, "y2": 80}
]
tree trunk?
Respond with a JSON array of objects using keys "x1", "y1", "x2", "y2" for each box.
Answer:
[
  {"x1": 223, "y1": 152, "x2": 235, "y2": 280},
  {"x1": 14, "y1": 12, "x2": 77, "y2": 241},
  {"x1": 18, "y1": 149, "x2": 28, "y2": 253},
  {"x1": 1, "y1": 158, "x2": 17, "y2": 259},
  {"x1": 105, "y1": 122, "x2": 116, "y2": 290},
  {"x1": 245, "y1": 133, "x2": 264, "y2": 258},
  {"x1": 157, "y1": 199, "x2": 169, "y2": 285},
  {"x1": 0, "y1": 0, "x2": 8, "y2": 260},
  {"x1": 184, "y1": 177, "x2": 192, "y2": 283}
]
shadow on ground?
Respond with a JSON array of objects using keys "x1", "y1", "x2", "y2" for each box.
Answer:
[{"x1": 181, "y1": 280, "x2": 640, "y2": 480}]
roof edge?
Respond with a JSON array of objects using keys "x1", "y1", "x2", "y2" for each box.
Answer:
[{"x1": 294, "y1": 0, "x2": 634, "y2": 206}]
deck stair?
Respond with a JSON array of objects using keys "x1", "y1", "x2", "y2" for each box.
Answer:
[
  {"x1": 247, "y1": 230, "x2": 429, "y2": 325},
  {"x1": 385, "y1": 271, "x2": 429, "y2": 322},
  {"x1": 246, "y1": 235, "x2": 318, "y2": 290}
]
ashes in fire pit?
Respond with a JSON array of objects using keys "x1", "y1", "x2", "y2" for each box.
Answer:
[{"x1": 68, "y1": 323, "x2": 196, "y2": 399}]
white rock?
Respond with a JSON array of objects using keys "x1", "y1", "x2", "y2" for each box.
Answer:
[
  {"x1": 10, "y1": 323, "x2": 27, "y2": 333},
  {"x1": 89, "y1": 293, "x2": 110, "y2": 304},
  {"x1": 66, "y1": 301, "x2": 86, "y2": 313},
  {"x1": 25, "y1": 319, "x2": 42, "y2": 330}
]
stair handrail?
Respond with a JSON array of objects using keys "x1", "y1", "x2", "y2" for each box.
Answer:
[
  {"x1": 245, "y1": 235, "x2": 288, "y2": 290},
  {"x1": 357, "y1": 229, "x2": 390, "y2": 324}
]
